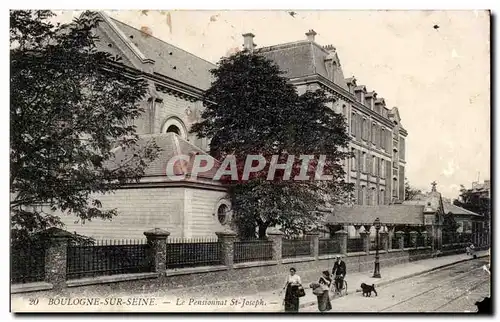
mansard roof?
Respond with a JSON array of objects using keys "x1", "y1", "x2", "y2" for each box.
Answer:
[
  {"x1": 258, "y1": 41, "x2": 349, "y2": 91},
  {"x1": 94, "y1": 12, "x2": 215, "y2": 91}
]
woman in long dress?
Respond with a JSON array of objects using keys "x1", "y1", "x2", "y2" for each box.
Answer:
[
  {"x1": 317, "y1": 270, "x2": 332, "y2": 312},
  {"x1": 282, "y1": 267, "x2": 301, "y2": 312}
]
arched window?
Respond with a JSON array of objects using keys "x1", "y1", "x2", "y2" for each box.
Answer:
[
  {"x1": 161, "y1": 117, "x2": 187, "y2": 139},
  {"x1": 166, "y1": 125, "x2": 181, "y2": 135}
]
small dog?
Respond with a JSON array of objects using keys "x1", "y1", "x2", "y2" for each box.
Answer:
[{"x1": 360, "y1": 283, "x2": 377, "y2": 297}]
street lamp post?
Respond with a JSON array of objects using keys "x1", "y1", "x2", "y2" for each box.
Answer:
[{"x1": 373, "y1": 217, "x2": 381, "y2": 278}]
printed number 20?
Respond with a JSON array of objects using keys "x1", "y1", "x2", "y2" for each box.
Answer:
[{"x1": 29, "y1": 299, "x2": 39, "y2": 305}]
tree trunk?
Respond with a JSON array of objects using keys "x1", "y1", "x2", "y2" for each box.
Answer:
[{"x1": 258, "y1": 222, "x2": 270, "y2": 239}]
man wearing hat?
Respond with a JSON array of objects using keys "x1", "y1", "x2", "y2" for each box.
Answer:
[{"x1": 331, "y1": 255, "x2": 347, "y2": 294}]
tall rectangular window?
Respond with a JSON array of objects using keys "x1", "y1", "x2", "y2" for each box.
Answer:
[
  {"x1": 399, "y1": 137, "x2": 406, "y2": 160},
  {"x1": 371, "y1": 123, "x2": 376, "y2": 144},
  {"x1": 362, "y1": 152, "x2": 367, "y2": 172},
  {"x1": 351, "y1": 148, "x2": 357, "y2": 171},
  {"x1": 351, "y1": 113, "x2": 356, "y2": 136},
  {"x1": 365, "y1": 119, "x2": 370, "y2": 141},
  {"x1": 372, "y1": 156, "x2": 376, "y2": 175},
  {"x1": 381, "y1": 128, "x2": 385, "y2": 150}
]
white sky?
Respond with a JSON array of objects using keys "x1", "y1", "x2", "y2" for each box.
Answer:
[{"x1": 51, "y1": 9, "x2": 491, "y2": 199}]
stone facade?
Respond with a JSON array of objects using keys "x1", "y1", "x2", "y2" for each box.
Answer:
[
  {"x1": 253, "y1": 32, "x2": 408, "y2": 206},
  {"x1": 60, "y1": 186, "x2": 230, "y2": 240}
]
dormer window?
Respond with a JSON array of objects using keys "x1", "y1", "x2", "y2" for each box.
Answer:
[
  {"x1": 324, "y1": 54, "x2": 337, "y2": 83},
  {"x1": 346, "y1": 77, "x2": 357, "y2": 93},
  {"x1": 354, "y1": 86, "x2": 367, "y2": 103}
]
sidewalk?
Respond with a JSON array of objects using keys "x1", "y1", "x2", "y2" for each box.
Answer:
[{"x1": 259, "y1": 250, "x2": 490, "y2": 311}]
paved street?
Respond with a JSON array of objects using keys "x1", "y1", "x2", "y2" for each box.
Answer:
[{"x1": 301, "y1": 257, "x2": 490, "y2": 313}]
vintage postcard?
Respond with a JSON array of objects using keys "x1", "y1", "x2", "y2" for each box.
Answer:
[{"x1": 10, "y1": 9, "x2": 491, "y2": 313}]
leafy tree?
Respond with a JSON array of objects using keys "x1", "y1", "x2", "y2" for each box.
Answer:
[
  {"x1": 10, "y1": 10, "x2": 159, "y2": 241},
  {"x1": 191, "y1": 50, "x2": 353, "y2": 238},
  {"x1": 453, "y1": 184, "x2": 490, "y2": 229},
  {"x1": 404, "y1": 178, "x2": 422, "y2": 201},
  {"x1": 442, "y1": 214, "x2": 459, "y2": 233}
]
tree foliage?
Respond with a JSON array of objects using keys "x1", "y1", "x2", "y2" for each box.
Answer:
[
  {"x1": 442, "y1": 214, "x2": 460, "y2": 233},
  {"x1": 10, "y1": 10, "x2": 159, "y2": 241},
  {"x1": 453, "y1": 184, "x2": 490, "y2": 228},
  {"x1": 404, "y1": 178, "x2": 422, "y2": 201},
  {"x1": 191, "y1": 51, "x2": 353, "y2": 238}
]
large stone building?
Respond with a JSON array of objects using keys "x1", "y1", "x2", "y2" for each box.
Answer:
[
  {"x1": 253, "y1": 30, "x2": 408, "y2": 206},
  {"x1": 61, "y1": 13, "x2": 407, "y2": 240},
  {"x1": 59, "y1": 13, "x2": 231, "y2": 239}
]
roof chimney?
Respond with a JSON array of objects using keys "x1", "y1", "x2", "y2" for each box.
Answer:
[
  {"x1": 306, "y1": 29, "x2": 317, "y2": 42},
  {"x1": 242, "y1": 33, "x2": 256, "y2": 52}
]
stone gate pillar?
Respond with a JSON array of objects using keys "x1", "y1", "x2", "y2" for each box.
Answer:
[
  {"x1": 216, "y1": 229, "x2": 237, "y2": 269},
  {"x1": 380, "y1": 231, "x2": 389, "y2": 251},
  {"x1": 360, "y1": 231, "x2": 370, "y2": 254},
  {"x1": 144, "y1": 228, "x2": 170, "y2": 276},
  {"x1": 395, "y1": 231, "x2": 405, "y2": 249},
  {"x1": 409, "y1": 231, "x2": 418, "y2": 248},
  {"x1": 45, "y1": 234, "x2": 70, "y2": 289},
  {"x1": 386, "y1": 225, "x2": 395, "y2": 250},
  {"x1": 306, "y1": 232, "x2": 320, "y2": 260},
  {"x1": 335, "y1": 230, "x2": 348, "y2": 255},
  {"x1": 267, "y1": 228, "x2": 283, "y2": 263}
]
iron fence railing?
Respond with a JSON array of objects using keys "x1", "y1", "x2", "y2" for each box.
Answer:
[
  {"x1": 347, "y1": 237, "x2": 364, "y2": 252},
  {"x1": 391, "y1": 237, "x2": 400, "y2": 249},
  {"x1": 282, "y1": 238, "x2": 312, "y2": 258},
  {"x1": 403, "y1": 234, "x2": 411, "y2": 248},
  {"x1": 416, "y1": 236, "x2": 426, "y2": 247},
  {"x1": 319, "y1": 238, "x2": 340, "y2": 255},
  {"x1": 233, "y1": 239, "x2": 273, "y2": 263},
  {"x1": 166, "y1": 237, "x2": 222, "y2": 269},
  {"x1": 11, "y1": 242, "x2": 46, "y2": 284},
  {"x1": 66, "y1": 239, "x2": 152, "y2": 280},
  {"x1": 370, "y1": 239, "x2": 383, "y2": 251}
]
